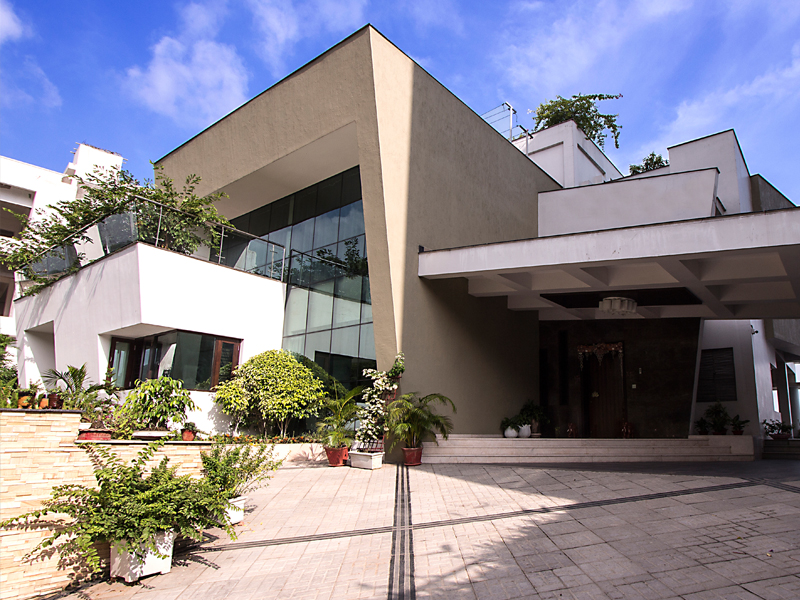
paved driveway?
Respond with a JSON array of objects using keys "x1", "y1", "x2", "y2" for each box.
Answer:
[{"x1": 64, "y1": 461, "x2": 800, "y2": 600}]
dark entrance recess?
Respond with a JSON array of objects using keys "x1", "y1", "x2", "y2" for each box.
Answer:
[
  {"x1": 541, "y1": 287, "x2": 702, "y2": 309},
  {"x1": 539, "y1": 319, "x2": 700, "y2": 439},
  {"x1": 580, "y1": 343, "x2": 626, "y2": 438}
]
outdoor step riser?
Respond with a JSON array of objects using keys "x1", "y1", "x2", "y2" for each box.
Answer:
[
  {"x1": 425, "y1": 441, "x2": 714, "y2": 449},
  {"x1": 423, "y1": 455, "x2": 754, "y2": 463},
  {"x1": 423, "y1": 448, "x2": 735, "y2": 457}
]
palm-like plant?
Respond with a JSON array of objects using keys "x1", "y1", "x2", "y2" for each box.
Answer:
[
  {"x1": 316, "y1": 386, "x2": 363, "y2": 449},
  {"x1": 42, "y1": 364, "x2": 113, "y2": 425},
  {"x1": 386, "y1": 392, "x2": 456, "y2": 449}
]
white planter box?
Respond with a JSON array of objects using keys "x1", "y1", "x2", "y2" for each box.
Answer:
[
  {"x1": 227, "y1": 496, "x2": 246, "y2": 525},
  {"x1": 349, "y1": 451, "x2": 384, "y2": 470},
  {"x1": 132, "y1": 430, "x2": 172, "y2": 441},
  {"x1": 110, "y1": 530, "x2": 175, "y2": 583}
]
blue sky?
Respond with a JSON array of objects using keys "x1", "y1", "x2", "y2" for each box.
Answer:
[{"x1": 2, "y1": 0, "x2": 799, "y2": 202}]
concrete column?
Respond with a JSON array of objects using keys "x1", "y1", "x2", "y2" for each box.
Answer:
[
  {"x1": 774, "y1": 356, "x2": 793, "y2": 427},
  {"x1": 789, "y1": 364, "x2": 799, "y2": 437}
]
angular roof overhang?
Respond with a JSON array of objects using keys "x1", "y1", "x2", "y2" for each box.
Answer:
[{"x1": 419, "y1": 208, "x2": 800, "y2": 321}]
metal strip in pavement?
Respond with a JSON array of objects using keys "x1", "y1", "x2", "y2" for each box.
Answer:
[{"x1": 179, "y1": 477, "x2": 799, "y2": 556}]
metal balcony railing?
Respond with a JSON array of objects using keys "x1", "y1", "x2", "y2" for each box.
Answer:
[{"x1": 22, "y1": 196, "x2": 286, "y2": 288}]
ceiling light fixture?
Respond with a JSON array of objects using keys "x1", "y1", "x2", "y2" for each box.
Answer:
[{"x1": 598, "y1": 296, "x2": 638, "y2": 316}]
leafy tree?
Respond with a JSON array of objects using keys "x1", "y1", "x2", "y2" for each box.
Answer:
[
  {"x1": 530, "y1": 93, "x2": 623, "y2": 149},
  {"x1": 213, "y1": 350, "x2": 324, "y2": 437},
  {"x1": 0, "y1": 165, "x2": 229, "y2": 295},
  {"x1": 629, "y1": 151, "x2": 669, "y2": 175}
]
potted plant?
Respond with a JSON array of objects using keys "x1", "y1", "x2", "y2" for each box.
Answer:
[
  {"x1": 704, "y1": 402, "x2": 731, "y2": 435},
  {"x1": 762, "y1": 419, "x2": 793, "y2": 440},
  {"x1": 501, "y1": 416, "x2": 520, "y2": 438},
  {"x1": 731, "y1": 415, "x2": 750, "y2": 435},
  {"x1": 121, "y1": 376, "x2": 197, "y2": 439},
  {"x1": 43, "y1": 365, "x2": 116, "y2": 439},
  {"x1": 694, "y1": 417, "x2": 710, "y2": 435},
  {"x1": 181, "y1": 421, "x2": 200, "y2": 441},
  {"x1": 0, "y1": 439, "x2": 234, "y2": 583},
  {"x1": 386, "y1": 392, "x2": 456, "y2": 466},
  {"x1": 520, "y1": 401, "x2": 549, "y2": 437},
  {"x1": 355, "y1": 353, "x2": 404, "y2": 448},
  {"x1": 201, "y1": 440, "x2": 281, "y2": 524},
  {"x1": 316, "y1": 387, "x2": 362, "y2": 467}
]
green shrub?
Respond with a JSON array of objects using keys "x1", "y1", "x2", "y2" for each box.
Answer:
[
  {"x1": 201, "y1": 440, "x2": 281, "y2": 499},
  {"x1": 120, "y1": 376, "x2": 196, "y2": 430},
  {"x1": 213, "y1": 350, "x2": 323, "y2": 437},
  {"x1": 0, "y1": 440, "x2": 234, "y2": 575}
]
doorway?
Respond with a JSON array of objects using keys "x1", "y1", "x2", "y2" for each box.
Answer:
[{"x1": 580, "y1": 343, "x2": 626, "y2": 438}]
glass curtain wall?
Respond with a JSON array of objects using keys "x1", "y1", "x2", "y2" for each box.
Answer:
[{"x1": 229, "y1": 167, "x2": 376, "y2": 389}]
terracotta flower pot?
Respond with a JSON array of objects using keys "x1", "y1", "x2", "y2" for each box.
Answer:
[
  {"x1": 403, "y1": 447, "x2": 422, "y2": 466},
  {"x1": 770, "y1": 433, "x2": 791, "y2": 440},
  {"x1": 77, "y1": 429, "x2": 112, "y2": 441},
  {"x1": 47, "y1": 393, "x2": 63, "y2": 409},
  {"x1": 324, "y1": 447, "x2": 348, "y2": 467},
  {"x1": 181, "y1": 430, "x2": 196, "y2": 441}
]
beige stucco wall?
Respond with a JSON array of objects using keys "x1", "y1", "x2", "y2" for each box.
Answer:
[{"x1": 157, "y1": 26, "x2": 559, "y2": 434}]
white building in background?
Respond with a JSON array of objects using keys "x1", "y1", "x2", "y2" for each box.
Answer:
[
  {"x1": 0, "y1": 145, "x2": 125, "y2": 349},
  {"x1": 4, "y1": 26, "x2": 800, "y2": 456}
]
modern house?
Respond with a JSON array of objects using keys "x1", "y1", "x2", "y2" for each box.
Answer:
[{"x1": 6, "y1": 26, "x2": 799, "y2": 457}]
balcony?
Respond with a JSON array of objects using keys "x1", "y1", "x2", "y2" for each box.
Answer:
[{"x1": 20, "y1": 197, "x2": 285, "y2": 292}]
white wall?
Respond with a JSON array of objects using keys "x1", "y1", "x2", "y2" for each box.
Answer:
[
  {"x1": 668, "y1": 130, "x2": 753, "y2": 214},
  {"x1": 538, "y1": 168, "x2": 719, "y2": 237},
  {"x1": 513, "y1": 120, "x2": 623, "y2": 188},
  {"x1": 15, "y1": 243, "x2": 285, "y2": 388},
  {"x1": 698, "y1": 320, "x2": 776, "y2": 437}
]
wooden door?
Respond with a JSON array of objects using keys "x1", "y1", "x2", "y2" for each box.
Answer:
[{"x1": 582, "y1": 351, "x2": 626, "y2": 438}]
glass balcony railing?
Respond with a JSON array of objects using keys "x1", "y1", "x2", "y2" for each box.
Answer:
[{"x1": 23, "y1": 197, "x2": 286, "y2": 286}]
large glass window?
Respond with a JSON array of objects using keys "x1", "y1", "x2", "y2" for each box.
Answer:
[
  {"x1": 109, "y1": 330, "x2": 240, "y2": 391},
  {"x1": 227, "y1": 166, "x2": 375, "y2": 390}
]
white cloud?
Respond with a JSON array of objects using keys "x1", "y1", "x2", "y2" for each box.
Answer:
[
  {"x1": 0, "y1": 57, "x2": 61, "y2": 109},
  {"x1": 636, "y1": 42, "x2": 800, "y2": 160},
  {"x1": 25, "y1": 58, "x2": 62, "y2": 108},
  {"x1": 123, "y1": 1, "x2": 249, "y2": 128},
  {"x1": 246, "y1": 0, "x2": 367, "y2": 76},
  {"x1": 0, "y1": 0, "x2": 27, "y2": 46},
  {"x1": 500, "y1": 0, "x2": 692, "y2": 99}
]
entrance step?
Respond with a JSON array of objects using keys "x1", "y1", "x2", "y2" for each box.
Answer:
[
  {"x1": 421, "y1": 434, "x2": 754, "y2": 463},
  {"x1": 762, "y1": 439, "x2": 800, "y2": 460}
]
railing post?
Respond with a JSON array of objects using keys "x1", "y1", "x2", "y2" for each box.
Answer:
[
  {"x1": 155, "y1": 205, "x2": 163, "y2": 248},
  {"x1": 218, "y1": 227, "x2": 225, "y2": 264}
]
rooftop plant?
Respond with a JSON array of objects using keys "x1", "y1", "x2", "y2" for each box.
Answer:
[
  {"x1": 629, "y1": 151, "x2": 669, "y2": 175},
  {"x1": 529, "y1": 93, "x2": 623, "y2": 149}
]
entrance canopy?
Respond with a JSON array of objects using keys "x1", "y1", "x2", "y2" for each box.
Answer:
[{"x1": 419, "y1": 208, "x2": 800, "y2": 321}]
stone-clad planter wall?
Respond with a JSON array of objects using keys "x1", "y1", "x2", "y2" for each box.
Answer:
[{"x1": 0, "y1": 409, "x2": 325, "y2": 600}]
